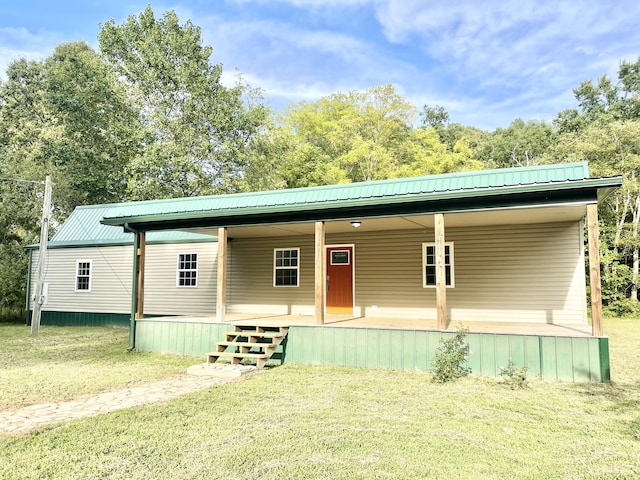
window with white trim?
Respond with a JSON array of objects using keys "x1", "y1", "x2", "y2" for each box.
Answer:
[
  {"x1": 177, "y1": 253, "x2": 198, "y2": 287},
  {"x1": 75, "y1": 260, "x2": 92, "y2": 292},
  {"x1": 274, "y1": 248, "x2": 299, "y2": 287},
  {"x1": 422, "y1": 242, "x2": 454, "y2": 287}
]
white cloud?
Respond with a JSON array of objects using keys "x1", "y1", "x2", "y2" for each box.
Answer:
[
  {"x1": 372, "y1": 1, "x2": 638, "y2": 79},
  {"x1": 196, "y1": 12, "x2": 392, "y2": 108},
  {"x1": 0, "y1": 27, "x2": 66, "y2": 79},
  {"x1": 227, "y1": 0, "x2": 370, "y2": 7},
  {"x1": 145, "y1": 0, "x2": 640, "y2": 128}
]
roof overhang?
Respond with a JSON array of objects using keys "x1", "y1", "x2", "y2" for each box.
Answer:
[
  {"x1": 193, "y1": 203, "x2": 588, "y2": 239},
  {"x1": 101, "y1": 177, "x2": 622, "y2": 233}
]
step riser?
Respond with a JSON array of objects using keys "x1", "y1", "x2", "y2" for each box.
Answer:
[{"x1": 207, "y1": 324, "x2": 289, "y2": 368}]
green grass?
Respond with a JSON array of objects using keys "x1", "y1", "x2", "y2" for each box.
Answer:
[
  {"x1": 1, "y1": 319, "x2": 640, "y2": 479},
  {"x1": 0, "y1": 324, "x2": 196, "y2": 410}
]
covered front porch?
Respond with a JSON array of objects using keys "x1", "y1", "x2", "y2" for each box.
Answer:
[{"x1": 128, "y1": 203, "x2": 606, "y2": 339}]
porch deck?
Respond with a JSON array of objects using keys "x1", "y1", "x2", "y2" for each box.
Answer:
[{"x1": 143, "y1": 313, "x2": 595, "y2": 338}]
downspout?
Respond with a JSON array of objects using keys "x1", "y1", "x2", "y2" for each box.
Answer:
[
  {"x1": 125, "y1": 223, "x2": 139, "y2": 351},
  {"x1": 25, "y1": 249, "x2": 33, "y2": 325}
]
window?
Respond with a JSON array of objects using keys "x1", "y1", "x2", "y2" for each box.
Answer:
[
  {"x1": 274, "y1": 248, "x2": 299, "y2": 287},
  {"x1": 75, "y1": 260, "x2": 92, "y2": 292},
  {"x1": 177, "y1": 253, "x2": 198, "y2": 287},
  {"x1": 330, "y1": 250, "x2": 350, "y2": 265},
  {"x1": 422, "y1": 242, "x2": 454, "y2": 288}
]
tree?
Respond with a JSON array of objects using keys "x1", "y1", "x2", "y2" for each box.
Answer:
[
  {"x1": 0, "y1": 60, "x2": 50, "y2": 316},
  {"x1": 44, "y1": 41, "x2": 139, "y2": 209},
  {"x1": 0, "y1": 43, "x2": 139, "y2": 214},
  {"x1": 554, "y1": 58, "x2": 640, "y2": 303},
  {"x1": 282, "y1": 84, "x2": 417, "y2": 182},
  {"x1": 0, "y1": 43, "x2": 140, "y2": 314},
  {"x1": 562, "y1": 57, "x2": 640, "y2": 126},
  {"x1": 558, "y1": 120, "x2": 640, "y2": 302},
  {"x1": 421, "y1": 104, "x2": 450, "y2": 133},
  {"x1": 251, "y1": 85, "x2": 483, "y2": 188},
  {"x1": 473, "y1": 118, "x2": 557, "y2": 168},
  {"x1": 394, "y1": 127, "x2": 482, "y2": 177},
  {"x1": 98, "y1": 6, "x2": 267, "y2": 199}
]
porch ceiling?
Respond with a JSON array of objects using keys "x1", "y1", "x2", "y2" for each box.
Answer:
[{"x1": 188, "y1": 203, "x2": 587, "y2": 238}]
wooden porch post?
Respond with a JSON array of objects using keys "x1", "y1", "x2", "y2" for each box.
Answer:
[
  {"x1": 128, "y1": 230, "x2": 145, "y2": 350},
  {"x1": 135, "y1": 231, "x2": 146, "y2": 320},
  {"x1": 587, "y1": 204, "x2": 604, "y2": 337},
  {"x1": 216, "y1": 227, "x2": 228, "y2": 323},
  {"x1": 315, "y1": 221, "x2": 325, "y2": 325},
  {"x1": 435, "y1": 213, "x2": 448, "y2": 330}
]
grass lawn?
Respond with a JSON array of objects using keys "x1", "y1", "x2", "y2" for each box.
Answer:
[
  {"x1": 0, "y1": 324, "x2": 196, "y2": 410},
  {"x1": 1, "y1": 320, "x2": 639, "y2": 479}
]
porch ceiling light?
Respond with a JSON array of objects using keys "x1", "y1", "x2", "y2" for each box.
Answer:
[{"x1": 350, "y1": 221, "x2": 362, "y2": 228}]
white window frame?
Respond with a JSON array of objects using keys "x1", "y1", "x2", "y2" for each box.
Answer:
[
  {"x1": 176, "y1": 253, "x2": 198, "y2": 288},
  {"x1": 273, "y1": 247, "x2": 300, "y2": 287},
  {"x1": 330, "y1": 249, "x2": 351, "y2": 265},
  {"x1": 75, "y1": 260, "x2": 92, "y2": 292},
  {"x1": 422, "y1": 242, "x2": 455, "y2": 288}
]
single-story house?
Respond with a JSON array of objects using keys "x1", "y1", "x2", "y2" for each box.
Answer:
[{"x1": 27, "y1": 161, "x2": 622, "y2": 381}]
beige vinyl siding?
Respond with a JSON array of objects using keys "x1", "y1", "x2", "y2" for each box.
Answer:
[
  {"x1": 30, "y1": 242, "x2": 217, "y2": 316},
  {"x1": 227, "y1": 221, "x2": 588, "y2": 325},
  {"x1": 448, "y1": 222, "x2": 587, "y2": 324},
  {"x1": 30, "y1": 246, "x2": 132, "y2": 314},
  {"x1": 143, "y1": 243, "x2": 217, "y2": 315},
  {"x1": 228, "y1": 236, "x2": 316, "y2": 315}
]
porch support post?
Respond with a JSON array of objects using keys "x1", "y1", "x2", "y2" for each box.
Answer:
[
  {"x1": 216, "y1": 227, "x2": 228, "y2": 323},
  {"x1": 128, "y1": 230, "x2": 145, "y2": 350},
  {"x1": 587, "y1": 204, "x2": 604, "y2": 337},
  {"x1": 435, "y1": 213, "x2": 448, "y2": 330},
  {"x1": 135, "y1": 231, "x2": 146, "y2": 320},
  {"x1": 315, "y1": 221, "x2": 325, "y2": 325}
]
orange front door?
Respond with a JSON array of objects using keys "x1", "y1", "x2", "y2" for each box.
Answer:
[{"x1": 326, "y1": 246, "x2": 353, "y2": 314}]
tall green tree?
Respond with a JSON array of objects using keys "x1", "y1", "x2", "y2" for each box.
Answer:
[
  {"x1": 0, "y1": 59, "x2": 56, "y2": 315},
  {"x1": 248, "y1": 85, "x2": 482, "y2": 188},
  {"x1": 98, "y1": 6, "x2": 267, "y2": 199},
  {"x1": 283, "y1": 84, "x2": 416, "y2": 182},
  {"x1": 473, "y1": 118, "x2": 557, "y2": 168},
  {"x1": 44, "y1": 41, "x2": 139, "y2": 209},
  {"x1": 555, "y1": 58, "x2": 640, "y2": 304},
  {"x1": 0, "y1": 43, "x2": 138, "y2": 313},
  {"x1": 420, "y1": 104, "x2": 490, "y2": 166}
]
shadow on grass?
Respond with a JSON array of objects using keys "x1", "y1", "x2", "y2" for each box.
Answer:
[{"x1": 572, "y1": 381, "x2": 640, "y2": 441}]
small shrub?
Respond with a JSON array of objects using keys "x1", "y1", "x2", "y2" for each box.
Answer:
[
  {"x1": 499, "y1": 359, "x2": 528, "y2": 389},
  {"x1": 431, "y1": 326, "x2": 472, "y2": 383},
  {"x1": 0, "y1": 306, "x2": 24, "y2": 324},
  {"x1": 604, "y1": 299, "x2": 640, "y2": 318}
]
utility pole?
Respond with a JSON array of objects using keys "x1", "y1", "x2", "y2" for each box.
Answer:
[{"x1": 31, "y1": 175, "x2": 52, "y2": 337}]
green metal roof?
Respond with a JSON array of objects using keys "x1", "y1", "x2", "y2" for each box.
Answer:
[
  {"x1": 28, "y1": 203, "x2": 216, "y2": 249},
  {"x1": 99, "y1": 162, "x2": 621, "y2": 232}
]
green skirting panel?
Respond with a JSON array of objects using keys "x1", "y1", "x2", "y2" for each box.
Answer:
[
  {"x1": 132, "y1": 321, "x2": 611, "y2": 383},
  {"x1": 27, "y1": 311, "x2": 176, "y2": 328},
  {"x1": 283, "y1": 326, "x2": 610, "y2": 383},
  {"x1": 35, "y1": 311, "x2": 131, "y2": 328},
  {"x1": 135, "y1": 320, "x2": 231, "y2": 357}
]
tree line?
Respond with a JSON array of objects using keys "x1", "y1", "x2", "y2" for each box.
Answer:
[{"x1": 1, "y1": 6, "x2": 639, "y2": 317}]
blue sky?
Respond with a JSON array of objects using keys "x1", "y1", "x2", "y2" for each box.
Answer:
[{"x1": 1, "y1": 0, "x2": 638, "y2": 130}]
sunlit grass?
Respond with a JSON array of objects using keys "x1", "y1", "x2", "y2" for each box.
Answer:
[
  {"x1": 0, "y1": 324, "x2": 195, "y2": 410},
  {"x1": 0, "y1": 318, "x2": 639, "y2": 479},
  {"x1": 604, "y1": 317, "x2": 640, "y2": 384}
]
